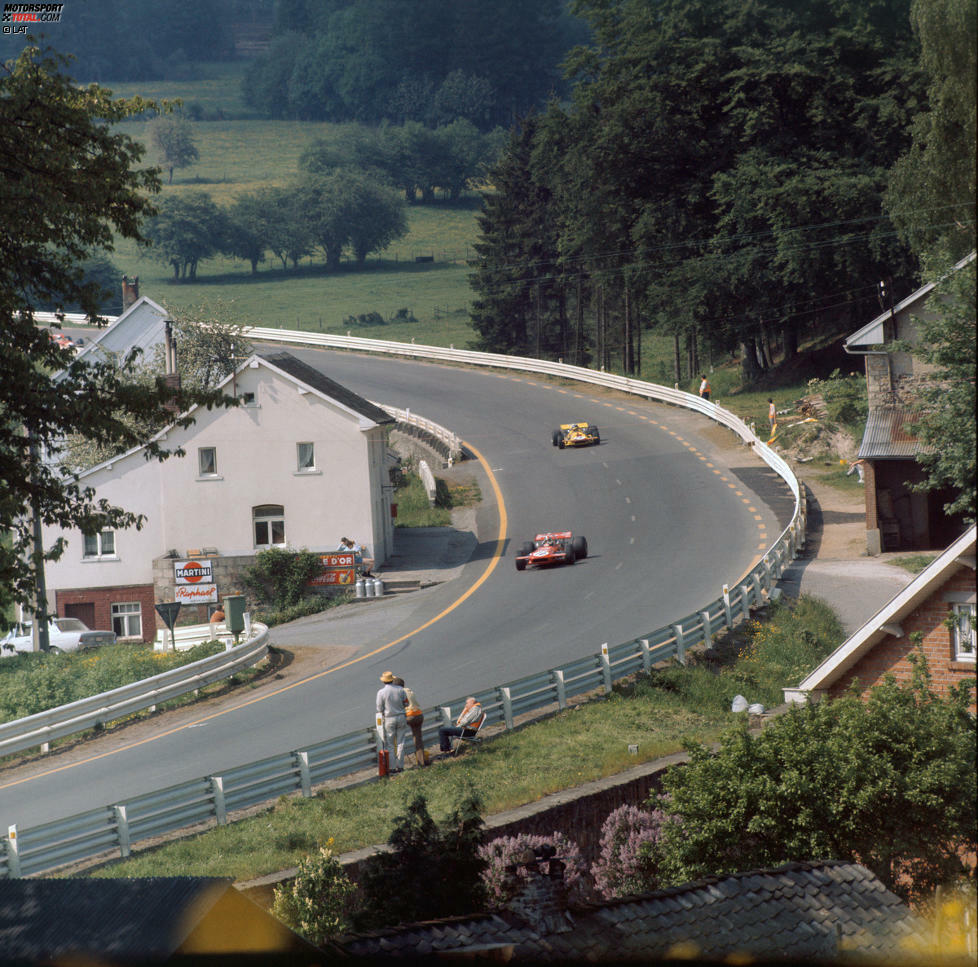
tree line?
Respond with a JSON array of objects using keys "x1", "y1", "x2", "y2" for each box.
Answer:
[
  {"x1": 468, "y1": 0, "x2": 976, "y2": 386},
  {"x1": 243, "y1": 0, "x2": 586, "y2": 129},
  {"x1": 146, "y1": 119, "x2": 504, "y2": 280}
]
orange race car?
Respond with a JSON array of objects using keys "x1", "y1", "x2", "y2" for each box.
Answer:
[
  {"x1": 515, "y1": 531, "x2": 589, "y2": 571},
  {"x1": 552, "y1": 422, "x2": 600, "y2": 448}
]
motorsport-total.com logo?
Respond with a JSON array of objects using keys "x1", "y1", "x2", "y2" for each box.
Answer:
[{"x1": 2, "y1": 3, "x2": 64, "y2": 33}]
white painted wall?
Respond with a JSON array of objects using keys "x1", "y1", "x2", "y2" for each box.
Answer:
[{"x1": 43, "y1": 359, "x2": 391, "y2": 596}]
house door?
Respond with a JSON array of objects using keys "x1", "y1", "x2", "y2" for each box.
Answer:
[{"x1": 64, "y1": 602, "x2": 96, "y2": 628}]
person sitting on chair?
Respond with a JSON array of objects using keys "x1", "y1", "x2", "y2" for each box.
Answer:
[{"x1": 438, "y1": 697, "x2": 485, "y2": 753}]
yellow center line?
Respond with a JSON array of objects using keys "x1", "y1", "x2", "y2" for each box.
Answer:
[{"x1": 0, "y1": 439, "x2": 508, "y2": 792}]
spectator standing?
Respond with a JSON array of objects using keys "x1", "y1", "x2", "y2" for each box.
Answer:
[
  {"x1": 698, "y1": 375, "x2": 711, "y2": 402},
  {"x1": 394, "y1": 676, "x2": 428, "y2": 767},
  {"x1": 438, "y1": 697, "x2": 485, "y2": 754},
  {"x1": 768, "y1": 398, "x2": 777, "y2": 436},
  {"x1": 376, "y1": 671, "x2": 408, "y2": 773}
]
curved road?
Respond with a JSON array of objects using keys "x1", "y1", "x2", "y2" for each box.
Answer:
[{"x1": 1, "y1": 348, "x2": 792, "y2": 828}]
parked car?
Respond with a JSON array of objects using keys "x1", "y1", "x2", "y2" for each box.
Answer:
[{"x1": 0, "y1": 617, "x2": 116, "y2": 657}]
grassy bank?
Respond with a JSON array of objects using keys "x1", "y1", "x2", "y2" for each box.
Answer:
[{"x1": 85, "y1": 596, "x2": 843, "y2": 882}]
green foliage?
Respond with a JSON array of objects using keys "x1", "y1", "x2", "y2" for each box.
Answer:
[
  {"x1": 354, "y1": 792, "x2": 486, "y2": 929},
  {"x1": 805, "y1": 371, "x2": 869, "y2": 436},
  {"x1": 651, "y1": 652, "x2": 977, "y2": 902},
  {"x1": 0, "y1": 45, "x2": 231, "y2": 621},
  {"x1": 889, "y1": 554, "x2": 939, "y2": 574},
  {"x1": 241, "y1": 548, "x2": 324, "y2": 611},
  {"x1": 907, "y1": 253, "x2": 976, "y2": 522},
  {"x1": 271, "y1": 840, "x2": 358, "y2": 945},
  {"x1": 252, "y1": 593, "x2": 352, "y2": 629},
  {"x1": 145, "y1": 192, "x2": 227, "y2": 280},
  {"x1": 0, "y1": 641, "x2": 222, "y2": 723}
]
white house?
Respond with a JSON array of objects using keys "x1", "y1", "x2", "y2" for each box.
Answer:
[{"x1": 42, "y1": 351, "x2": 395, "y2": 641}]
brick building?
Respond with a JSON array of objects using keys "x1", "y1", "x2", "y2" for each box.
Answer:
[{"x1": 784, "y1": 526, "x2": 976, "y2": 712}]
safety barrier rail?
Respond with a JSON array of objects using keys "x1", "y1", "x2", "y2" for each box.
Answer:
[
  {"x1": 377, "y1": 402, "x2": 464, "y2": 464},
  {"x1": 0, "y1": 626, "x2": 269, "y2": 760},
  {"x1": 1, "y1": 333, "x2": 804, "y2": 877}
]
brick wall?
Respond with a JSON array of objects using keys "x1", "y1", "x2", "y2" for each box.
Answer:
[
  {"x1": 828, "y1": 568, "x2": 976, "y2": 711},
  {"x1": 55, "y1": 584, "x2": 157, "y2": 643}
]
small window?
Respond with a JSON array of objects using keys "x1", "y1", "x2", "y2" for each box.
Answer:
[
  {"x1": 112, "y1": 602, "x2": 142, "y2": 639},
  {"x1": 83, "y1": 530, "x2": 115, "y2": 559},
  {"x1": 241, "y1": 391, "x2": 256, "y2": 405},
  {"x1": 297, "y1": 442, "x2": 315, "y2": 471},
  {"x1": 253, "y1": 504, "x2": 286, "y2": 548},
  {"x1": 198, "y1": 447, "x2": 217, "y2": 476},
  {"x1": 952, "y1": 604, "x2": 976, "y2": 661}
]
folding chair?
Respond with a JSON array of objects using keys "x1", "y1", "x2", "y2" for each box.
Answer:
[{"x1": 451, "y1": 715, "x2": 486, "y2": 756}]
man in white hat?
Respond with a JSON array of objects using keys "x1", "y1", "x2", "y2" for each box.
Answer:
[{"x1": 376, "y1": 671, "x2": 408, "y2": 772}]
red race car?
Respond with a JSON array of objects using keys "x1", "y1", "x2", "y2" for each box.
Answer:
[{"x1": 515, "y1": 531, "x2": 589, "y2": 571}]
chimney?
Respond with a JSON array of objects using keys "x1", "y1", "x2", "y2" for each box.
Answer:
[
  {"x1": 505, "y1": 847, "x2": 572, "y2": 935},
  {"x1": 121, "y1": 275, "x2": 139, "y2": 311},
  {"x1": 162, "y1": 320, "x2": 181, "y2": 413}
]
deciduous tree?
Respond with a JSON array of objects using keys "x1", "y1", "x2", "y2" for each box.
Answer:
[
  {"x1": 651, "y1": 654, "x2": 976, "y2": 902},
  {"x1": 0, "y1": 45, "x2": 227, "y2": 621},
  {"x1": 149, "y1": 115, "x2": 200, "y2": 184}
]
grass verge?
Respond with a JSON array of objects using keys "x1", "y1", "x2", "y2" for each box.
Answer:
[{"x1": 83, "y1": 596, "x2": 842, "y2": 883}]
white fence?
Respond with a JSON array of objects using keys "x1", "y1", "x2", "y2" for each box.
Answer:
[{"x1": 0, "y1": 334, "x2": 804, "y2": 877}]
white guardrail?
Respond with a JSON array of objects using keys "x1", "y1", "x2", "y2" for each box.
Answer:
[{"x1": 1, "y1": 335, "x2": 805, "y2": 878}]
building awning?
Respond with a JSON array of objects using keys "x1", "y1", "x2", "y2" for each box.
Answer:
[{"x1": 858, "y1": 407, "x2": 926, "y2": 460}]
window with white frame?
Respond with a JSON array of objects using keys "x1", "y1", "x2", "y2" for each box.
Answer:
[
  {"x1": 951, "y1": 603, "x2": 976, "y2": 661},
  {"x1": 297, "y1": 442, "x2": 315, "y2": 471},
  {"x1": 253, "y1": 504, "x2": 286, "y2": 547},
  {"x1": 83, "y1": 530, "x2": 116, "y2": 559},
  {"x1": 198, "y1": 446, "x2": 218, "y2": 476},
  {"x1": 111, "y1": 602, "x2": 142, "y2": 639}
]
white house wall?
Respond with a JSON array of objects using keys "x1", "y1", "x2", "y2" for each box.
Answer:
[{"x1": 43, "y1": 361, "x2": 390, "y2": 597}]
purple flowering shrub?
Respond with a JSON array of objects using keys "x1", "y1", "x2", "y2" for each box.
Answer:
[
  {"x1": 478, "y1": 832, "x2": 589, "y2": 909},
  {"x1": 591, "y1": 804, "x2": 667, "y2": 899}
]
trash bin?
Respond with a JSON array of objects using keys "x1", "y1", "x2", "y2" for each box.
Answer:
[{"x1": 223, "y1": 594, "x2": 246, "y2": 636}]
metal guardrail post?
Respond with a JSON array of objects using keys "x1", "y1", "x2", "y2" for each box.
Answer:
[
  {"x1": 640, "y1": 638, "x2": 652, "y2": 674},
  {"x1": 6, "y1": 826, "x2": 20, "y2": 878},
  {"x1": 114, "y1": 805, "x2": 131, "y2": 859},
  {"x1": 600, "y1": 643, "x2": 612, "y2": 693},
  {"x1": 722, "y1": 586, "x2": 733, "y2": 628},
  {"x1": 296, "y1": 751, "x2": 311, "y2": 798},
  {"x1": 211, "y1": 776, "x2": 227, "y2": 826},
  {"x1": 700, "y1": 612, "x2": 713, "y2": 649},
  {"x1": 740, "y1": 583, "x2": 754, "y2": 613},
  {"x1": 673, "y1": 625, "x2": 686, "y2": 665},
  {"x1": 500, "y1": 687, "x2": 513, "y2": 729},
  {"x1": 751, "y1": 573, "x2": 765, "y2": 603},
  {"x1": 553, "y1": 669, "x2": 567, "y2": 710},
  {"x1": 439, "y1": 706, "x2": 453, "y2": 727}
]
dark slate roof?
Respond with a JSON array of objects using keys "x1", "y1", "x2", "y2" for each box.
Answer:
[
  {"x1": 858, "y1": 406, "x2": 926, "y2": 459},
  {"x1": 0, "y1": 877, "x2": 230, "y2": 960},
  {"x1": 339, "y1": 861, "x2": 928, "y2": 962},
  {"x1": 258, "y1": 351, "x2": 394, "y2": 426}
]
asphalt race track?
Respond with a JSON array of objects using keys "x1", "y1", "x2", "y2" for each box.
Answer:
[{"x1": 1, "y1": 347, "x2": 793, "y2": 829}]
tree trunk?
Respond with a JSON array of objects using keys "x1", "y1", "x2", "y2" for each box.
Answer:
[
  {"x1": 623, "y1": 286, "x2": 632, "y2": 374},
  {"x1": 740, "y1": 339, "x2": 762, "y2": 383},
  {"x1": 575, "y1": 279, "x2": 584, "y2": 366},
  {"x1": 674, "y1": 332, "x2": 682, "y2": 383},
  {"x1": 782, "y1": 324, "x2": 798, "y2": 358}
]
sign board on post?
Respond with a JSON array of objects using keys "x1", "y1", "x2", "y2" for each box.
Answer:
[
  {"x1": 154, "y1": 601, "x2": 182, "y2": 651},
  {"x1": 174, "y1": 560, "x2": 214, "y2": 585},
  {"x1": 175, "y1": 584, "x2": 218, "y2": 605}
]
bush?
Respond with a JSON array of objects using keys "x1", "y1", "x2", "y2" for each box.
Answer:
[
  {"x1": 479, "y1": 832, "x2": 589, "y2": 909},
  {"x1": 271, "y1": 839, "x2": 358, "y2": 945},
  {"x1": 241, "y1": 547, "x2": 324, "y2": 610},
  {"x1": 591, "y1": 804, "x2": 667, "y2": 899},
  {"x1": 252, "y1": 592, "x2": 352, "y2": 628}
]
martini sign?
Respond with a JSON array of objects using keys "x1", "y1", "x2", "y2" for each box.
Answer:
[{"x1": 174, "y1": 559, "x2": 217, "y2": 604}]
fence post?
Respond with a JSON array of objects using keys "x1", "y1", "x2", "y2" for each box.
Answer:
[
  {"x1": 640, "y1": 638, "x2": 652, "y2": 674},
  {"x1": 722, "y1": 586, "x2": 733, "y2": 629},
  {"x1": 439, "y1": 706, "x2": 453, "y2": 727},
  {"x1": 600, "y1": 643, "x2": 612, "y2": 694},
  {"x1": 673, "y1": 624, "x2": 687, "y2": 665},
  {"x1": 6, "y1": 825, "x2": 20, "y2": 878},
  {"x1": 553, "y1": 670, "x2": 567, "y2": 710},
  {"x1": 296, "y1": 750, "x2": 311, "y2": 798},
  {"x1": 500, "y1": 687, "x2": 514, "y2": 729},
  {"x1": 210, "y1": 776, "x2": 227, "y2": 826},
  {"x1": 700, "y1": 611, "x2": 712, "y2": 649},
  {"x1": 751, "y1": 573, "x2": 765, "y2": 604},
  {"x1": 740, "y1": 583, "x2": 754, "y2": 613},
  {"x1": 114, "y1": 805, "x2": 131, "y2": 859}
]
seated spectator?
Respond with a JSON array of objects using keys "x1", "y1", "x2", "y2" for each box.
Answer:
[{"x1": 438, "y1": 697, "x2": 485, "y2": 753}]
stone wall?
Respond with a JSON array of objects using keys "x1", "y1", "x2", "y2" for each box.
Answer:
[{"x1": 152, "y1": 553, "x2": 254, "y2": 624}]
